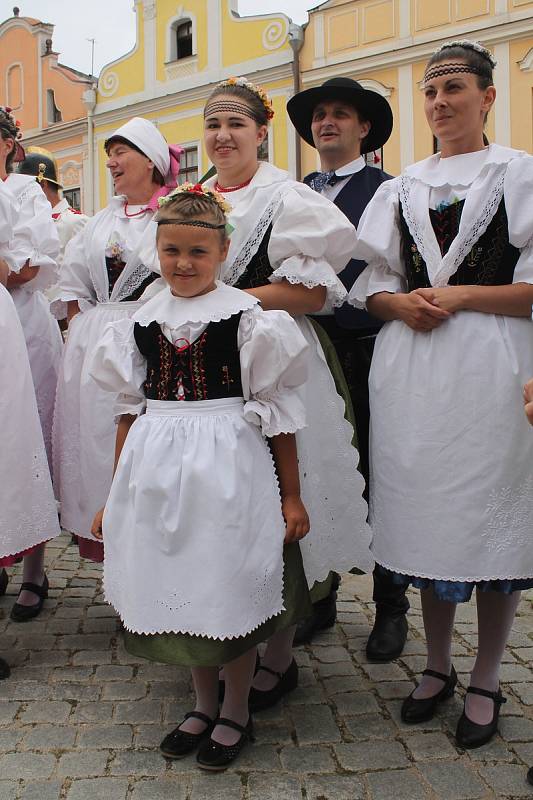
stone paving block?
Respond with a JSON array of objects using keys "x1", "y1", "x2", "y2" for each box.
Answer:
[
  {"x1": 94, "y1": 664, "x2": 133, "y2": 681},
  {"x1": 500, "y1": 663, "x2": 533, "y2": 682},
  {"x1": 18, "y1": 780, "x2": 63, "y2": 800},
  {"x1": 50, "y1": 667, "x2": 93, "y2": 683},
  {"x1": 290, "y1": 704, "x2": 341, "y2": 744},
  {"x1": 311, "y1": 646, "x2": 352, "y2": 664},
  {"x1": 361, "y1": 662, "x2": 409, "y2": 682},
  {"x1": 366, "y1": 768, "x2": 431, "y2": 799},
  {"x1": 0, "y1": 682, "x2": 49, "y2": 701},
  {"x1": 247, "y1": 774, "x2": 302, "y2": 800},
  {"x1": 102, "y1": 680, "x2": 148, "y2": 701},
  {"x1": 67, "y1": 778, "x2": 129, "y2": 800},
  {"x1": 334, "y1": 740, "x2": 409, "y2": 772},
  {"x1": 419, "y1": 761, "x2": 487, "y2": 798},
  {"x1": 147, "y1": 681, "x2": 180, "y2": 699},
  {"x1": 374, "y1": 680, "x2": 415, "y2": 700},
  {"x1": 114, "y1": 699, "x2": 163, "y2": 724},
  {"x1": 465, "y1": 736, "x2": 515, "y2": 763},
  {"x1": 134, "y1": 725, "x2": 167, "y2": 749},
  {"x1": 72, "y1": 650, "x2": 112, "y2": 666},
  {"x1": 58, "y1": 751, "x2": 109, "y2": 778},
  {"x1": 137, "y1": 664, "x2": 183, "y2": 682},
  {"x1": 333, "y1": 691, "x2": 380, "y2": 716},
  {"x1": 229, "y1": 744, "x2": 281, "y2": 772},
  {"x1": 405, "y1": 731, "x2": 457, "y2": 760},
  {"x1": 131, "y1": 779, "x2": 187, "y2": 800},
  {"x1": 511, "y1": 683, "x2": 533, "y2": 705},
  {"x1": 29, "y1": 651, "x2": 70, "y2": 667},
  {"x1": 82, "y1": 618, "x2": 120, "y2": 634},
  {"x1": 286, "y1": 684, "x2": 326, "y2": 705},
  {"x1": 86, "y1": 604, "x2": 118, "y2": 618},
  {"x1": 0, "y1": 727, "x2": 23, "y2": 750},
  {"x1": 48, "y1": 684, "x2": 100, "y2": 702},
  {"x1": 69, "y1": 702, "x2": 114, "y2": 723},
  {"x1": 344, "y1": 714, "x2": 397, "y2": 741},
  {"x1": 0, "y1": 752, "x2": 56, "y2": 779},
  {"x1": 21, "y1": 724, "x2": 77, "y2": 750},
  {"x1": 109, "y1": 748, "x2": 167, "y2": 776},
  {"x1": 280, "y1": 744, "x2": 336, "y2": 774},
  {"x1": 77, "y1": 724, "x2": 133, "y2": 749},
  {"x1": 304, "y1": 774, "x2": 365, "y2": 800},
  {"x1": 0, "y1": 782, "x2": 18, "y2": 800},
  {"x1": 499, "y1": 715, "x2": 533, "y2": 741},
  {"x1": 19, "y1": 701, "x2": 71, "y2": 724},
  {"x1": 189, "y1": 772, "x2": 244, "y2": 800},
  {"x1": 254, "y1": 722, "x2": 292, "y2": 745},
  {"x1": 478, "y1": 764, "x2": 533, "y2": 797},
  {"x1": 316, "y1": 661, "x2": 358, "y2": 679}
]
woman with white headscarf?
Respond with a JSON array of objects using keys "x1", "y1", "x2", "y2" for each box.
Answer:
[{"x1": 52, "y1": 117, "x2": 183, "y2": 562}]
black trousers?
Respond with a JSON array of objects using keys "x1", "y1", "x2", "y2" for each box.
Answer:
[{"x1": 312, "y1": 317, "x2": 409, "y2": 616}]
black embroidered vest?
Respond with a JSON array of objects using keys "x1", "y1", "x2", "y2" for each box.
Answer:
[
  {"x1": 234, "y1": 224, "x2": 274, "y2": 290},
  {"x1": 400, "y1": 198, "x2": 520, "y2": 290},
  {"x1": 133, "y1": 313, "x2": 244, "y2": 402},
  {"x1": 106, "y1": 256, "x2": 158, "y2": 301}
]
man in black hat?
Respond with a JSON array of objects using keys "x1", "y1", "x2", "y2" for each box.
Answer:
[{"x1": 287, "y1": 77, "x2": 409, "y2": 662}]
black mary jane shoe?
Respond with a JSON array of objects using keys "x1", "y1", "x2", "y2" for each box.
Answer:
[
  {"x1": 196, "y1": 716, "x2": 254, "y2": 772},
  {"x1": 0, "y1": 657, "x2": 10, "y2": 680},
  {"x1": 10, "y1": 574, "x2": 49, "y2": 623},
  {"x1": 455, "y1": 686, "x2": 506, "y2": 749},
  {"x1": 401, "y1": 666, "x2": 457, "y2": 724},
  {"x1": 160, "y1": 711, "x2": 215, "y2": 759},
  {"x1": 248, "y1": 658, "x2": 298, "y2": 712},
  {"x1": 0, "y1": 569, "x2": 8, "y2": 597}
]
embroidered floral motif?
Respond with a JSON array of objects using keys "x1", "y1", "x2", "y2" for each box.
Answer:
[{"x1": 482, "y1": 476, "x2": 533, "y2": 554}]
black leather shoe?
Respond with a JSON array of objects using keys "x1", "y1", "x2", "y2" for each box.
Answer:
[
  {"x1": 0, "y1": 569, "x2": 8, "y2": 597},
  {"x1": 294, "y1": 589, "x2": 337, "y2": 646},
  {"x1": 10, "y1": 574, "x2": 49, "y2": 622},
  {"x1": 160, "y1": 711, "x2": 215, "y2": 759},
  {"x1": 197, "y1": 717, "x2": 254, "y2": 771},
  {"x1": 366, "y1": 611, "x2": 408, "y2": 662},
  {"x1": 0, "y1": 657, "x2": 10, "y2": 680},
  {"x1": 456, "y1": 686, "x2": 506, "y2": 749},
  {"x1": 248, "y1": 659, "x2": 298, "y2": 712},
  {"x1": 401, "y1": 666, "x2": 458, "y2": 724}
]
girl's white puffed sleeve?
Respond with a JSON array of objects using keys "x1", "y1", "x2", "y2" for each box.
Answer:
[
  {"x1": 238, "y1": 306, "x2": 309, "y2": 437},
  {"x1": 267, "y1": 183, "x2": 353, "y2": 308},
  {"x1": 347, "y1": 177, "x2": 407, "y2": 308},
  {"x1": 90, "y1": 318, "x2": 147, "y2": 420},
  {"x1": 504, "y1": 154, "x2": 533, "y2": 285},
  {"x1": 11, "y1": 181, "x2": 60, "y2": 291}
]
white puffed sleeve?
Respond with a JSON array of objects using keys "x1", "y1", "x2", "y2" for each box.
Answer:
[
  {"x1": 10, "y1": 182, "x2": 59, "y2": 291},
  {"x1": 51, "y1": 224, "x2": 97, "y2": 316},
  {"x1": 90, "y1": 317, "x2": 147, "y2": 420},
  {"x1": 348, "y1": 178, "x2": 407, "y2": 308},
  {"x1": 238, "y1": 306, "x2": 309, "y2": 437},
  {"x1": 267, "y1": 184, "x2": 352, "y2": 308},
  {"x1": 504, "y1": 154, "x2": 533, "y2": 285},
  {"x1": 0, "y1": 188, "x2": 16, "y2": 272}
]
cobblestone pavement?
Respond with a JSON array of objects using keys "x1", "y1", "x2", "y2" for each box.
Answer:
[{"x1": 1, "y1": 534, "x2": 533, "y2": 799}]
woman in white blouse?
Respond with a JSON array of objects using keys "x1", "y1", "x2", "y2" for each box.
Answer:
[{"x1": 350, "y1": 40, "x2": 533, "y2": 749}]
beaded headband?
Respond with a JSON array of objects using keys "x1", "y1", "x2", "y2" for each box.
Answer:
[
  {"x1": 214, "y1": 76, "x2": 274, "y2": 120},
  {"x1": 204, "y1": 101, "x2": 258, "y2": 122},
  {"x1": 158, "y1": 182, "x2": 232, "y2": 215},
  {"x1": 434, "y1": 40, "x2": 497, "y2": 68},
  {"x1": 423, "y1": 62, "x2": 484, "y2": 83},
  {"x1": 157, "y1": 219, "x2": 226, "y2": 230}
]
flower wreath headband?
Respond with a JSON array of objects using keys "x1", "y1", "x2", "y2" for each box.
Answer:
[
  {"x1": 0, "y1": 106, "x2": 25, "y2": 161},
  {"x1": 204, "y1": 76, "x2": 275, "y2": 122},
  {"x1": 157, "y1": 182, "x2": 233, "y2": 232},
  {"x1": 424, "y1": 40, "x2": 497, "y2": 83}
]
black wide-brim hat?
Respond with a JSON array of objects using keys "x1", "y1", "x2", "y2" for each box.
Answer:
[{"x1": 287, "y1": 77, "x2": 393, "y2": 154}]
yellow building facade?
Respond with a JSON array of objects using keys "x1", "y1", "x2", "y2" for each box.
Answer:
[{"x1": 300, "y1": 0, "x2": 533, "y2": 177}]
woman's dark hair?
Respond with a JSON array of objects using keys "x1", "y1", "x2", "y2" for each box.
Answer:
[
  {"x1": 104, "y1": 135, "x2": 165, "y2": 186},
  {"x1": 425, "y1": 43, "x2": 494, "y2": 90},
  {"x1": 0, "y1": 108, "x2": 19, "y2": 174},
  {"x1": 205, "y1": 84, "x2": 269, "y2": 127}
]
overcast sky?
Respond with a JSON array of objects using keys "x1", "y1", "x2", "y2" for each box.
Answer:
[{"x1": 0, "y1": 0, "x2": 318, "y2": 76}]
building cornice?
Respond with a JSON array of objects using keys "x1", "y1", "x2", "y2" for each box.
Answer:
[{"x1": 21, "y1": 119, "x2": 87, "y2": 147}]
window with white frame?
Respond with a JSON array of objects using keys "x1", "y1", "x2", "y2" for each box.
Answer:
[
  {"x1": 64, "y1": 187, "x2": 81, "y2": 211},
  {"x1": 178, "y1": 147, "x2": 199, "y2": 184},
  {"x1": 174, "y1": 19, "x2": 193, "y2": 60}
]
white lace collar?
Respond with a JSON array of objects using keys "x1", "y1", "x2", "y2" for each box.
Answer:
[
  {"x1": 404, "y1": 144, "x2": 522, "y2": 187},
  {"x1": 133, "y1": 280, "x2": 259, "y2": 327}
]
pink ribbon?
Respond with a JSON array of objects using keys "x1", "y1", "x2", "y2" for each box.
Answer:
[{"x1": 145, "y1": 144, "x2": 185, "y2": 211}]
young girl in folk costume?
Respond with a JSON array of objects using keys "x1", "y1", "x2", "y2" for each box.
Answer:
[
  {"x1": 52, "y1": 117, "x2": 183, "y2": 562},
  {"x1": 90, "y1": 185, "x2": 310, "y2": 770},
  {"x1": 0, "y1": 189, "x2": 60, "y2": 670},
  {"x1": 350, "y1": 41, "x2": 533, "y2": 748},
  {"x1": 0, "y1": 107, "x2": 61, "y2": 622},
  {"x1": 200, "y1": 77, "x2": 373, "y2": 708}
]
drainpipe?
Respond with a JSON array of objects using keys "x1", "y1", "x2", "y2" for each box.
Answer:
[
  {"x1": 288, "y1": 23, "x2": 304, "y2": 181},
  {"x1": 82, "y1": 85, "x2": 97, "y2": 215}
]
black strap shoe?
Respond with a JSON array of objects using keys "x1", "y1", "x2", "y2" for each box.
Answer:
[
  {"x1": 197, "y1": 716, "x2": 254, "y2": 771},
  {"x1": 248, "y1": 659, "x2": 298, "y2": 712},
  {"x1": 456, "y1": 686, "x2": 506, "y2": 749},
  {"x1": 160, "y1": 711, "x2": 215, "y2": 759},
  {"x1": 401, "y1": 666, "x2": 458, "y2": 723},
  {"x1": 366, "y1": 611, "x2": 408, "y2": 662},
  {"x1": 10, "y1": 574, "x2": 49, "y2": 623},
  {"x1": 0, "y1": 657, "x2": 10, "y2": 680},
  {"x1": 0, "y1": 569, "x2": 8, "y2": 597}
]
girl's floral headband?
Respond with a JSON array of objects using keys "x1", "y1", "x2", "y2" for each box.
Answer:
[
  {"x1": 217, "y1": 77, "x2": 275, "y2": 120},
  {"x1": 157, "y1": 183, "x2": 232, "y2": 232}
]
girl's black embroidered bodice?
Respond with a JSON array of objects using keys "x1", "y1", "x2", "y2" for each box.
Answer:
[
  {"x1": 133, "y1": 313, "x2": 244, "y2": 402},
  {"x1": 234, "y1": 224, "x2": 274, "y2": 290},
  {"x1": 400, "y1": 199, "x2": 520, "y2": 290},
  {"x1": 106, "y1": 257, "x2": 157, "y2": 301}
]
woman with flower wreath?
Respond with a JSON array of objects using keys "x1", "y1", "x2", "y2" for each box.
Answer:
[
  {"x1": 0, "y1": 107, "x2": 61, "y2": 622},
  {"x1": 349, "y1": 40, "x2": 533, "y2": 749},
  {"x1": 52, "y1": 117, "x2": 183, "y2": 562},
  {"x1": 196, "y1": 77, "x2": 373, "y2": 710}
]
